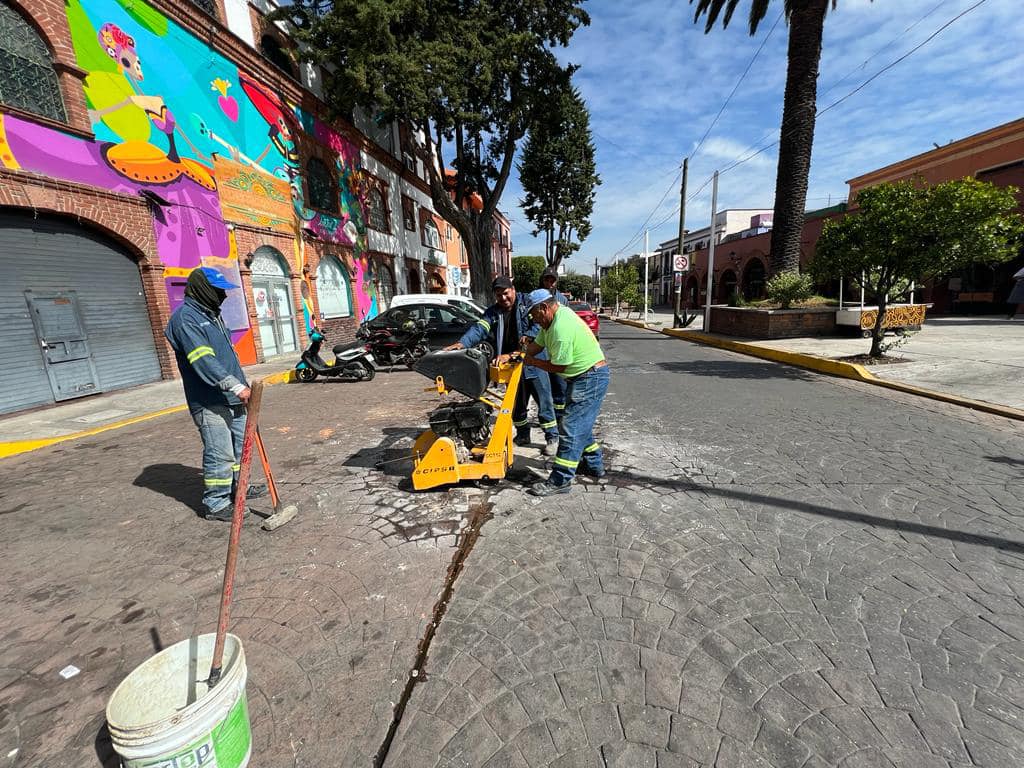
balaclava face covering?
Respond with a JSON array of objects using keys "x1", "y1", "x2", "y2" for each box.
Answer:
[{"x1": 184, "y1": 268, "x2": 227, "y2": 312}]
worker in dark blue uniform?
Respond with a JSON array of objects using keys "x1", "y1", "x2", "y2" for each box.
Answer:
[{"x1": 165, "y1": 267, "x2": 264, "y2": 521}]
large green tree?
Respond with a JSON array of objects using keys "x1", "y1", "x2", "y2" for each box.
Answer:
[
  {"x1": 602, "y1": 263, "x2": 642, "y2": 314},
  {"x1": 518, "y1": 83, "x2": 600, "y2": 270},
  {"x1": 277, "y1": 0, "x2": 588, "y2": 302},
  {"x1": 511, "y1": 255, "x2": 546, "y2": 295},
  {"x1": 559, "y1": 272, "x2": 595, "y2": 301},
  {"x1": 692, "y1": 0, "x2": 850, "y2": 275},
  {"x1": 811, "y1": 178, "x2": 1023, "y2": 357}
]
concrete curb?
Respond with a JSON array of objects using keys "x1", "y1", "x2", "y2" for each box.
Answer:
[
  {"x1": 0, "y1": 369, "x2": 297, "y2": 461},
  {"x1": 612, "y1": 318, "x2": 1024, "y2": 422}
]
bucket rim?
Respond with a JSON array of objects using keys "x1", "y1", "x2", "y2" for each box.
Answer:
[{"x1": 106, "y1": 633, "x2": 245, "y2": 736}]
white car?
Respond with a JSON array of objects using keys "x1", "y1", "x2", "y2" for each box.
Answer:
[{"x1": 389, "y1": 293, "x2": 485, "y2": 316}]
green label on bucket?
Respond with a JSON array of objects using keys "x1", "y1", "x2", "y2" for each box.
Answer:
[{"x1": 127, "y1": 694, "x2": 250, "y2": 768}]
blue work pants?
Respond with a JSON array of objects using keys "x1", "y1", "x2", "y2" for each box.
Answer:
[
  {"x1": 190, "y1": 403, "x2": 247, "y2": 515},
  {"x1": 549, "y1": 366, "x2": 609, "y2": 486}
]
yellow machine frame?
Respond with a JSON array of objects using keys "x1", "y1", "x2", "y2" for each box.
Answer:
[{"x1": 411, "y1": 358, "x2": 524, "y2": 491}]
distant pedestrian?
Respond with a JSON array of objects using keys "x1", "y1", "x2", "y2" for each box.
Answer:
[
  {"x1": 1008, "y1": 267, "x2": 1024, "y2": 319},
  {"x1": 445, "y1": 276, "x2": 560, "y2": 455},
  {"x1": 165, "y1": 267, "x2": 264, "y2": 521},
  {"x1": 513, "y1": 289, "x2": 609, "y2": 496},
  {"x1": 539, "y1": 266, "x2": 570, "y2": 421}
]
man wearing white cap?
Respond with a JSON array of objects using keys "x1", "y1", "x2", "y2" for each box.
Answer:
[{"x1": 516, "y1": 288, "x2": 609, "y2": 496}]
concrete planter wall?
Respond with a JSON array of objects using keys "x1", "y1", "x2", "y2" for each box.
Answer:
[{"x1": 709, "y1": 306, "x2": 837, "y2": 339}]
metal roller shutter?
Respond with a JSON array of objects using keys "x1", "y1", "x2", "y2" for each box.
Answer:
[{"x1": 0, "y1": 212, "x2": 162, "y2": 414}]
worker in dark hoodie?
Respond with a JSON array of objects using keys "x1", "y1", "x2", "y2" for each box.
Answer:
[{"x1": 165, "y1": 267, "x2": 264, "y2": 521}]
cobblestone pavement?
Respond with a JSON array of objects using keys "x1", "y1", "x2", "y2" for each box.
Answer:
[
  {"x1": 0, "y1": 370, "x2": 484, "y2": 768},
  {"x1": 386, "y1": 324, "x2": 1024, "y2": 768}
]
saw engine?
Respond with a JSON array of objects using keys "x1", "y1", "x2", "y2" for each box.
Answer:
[{"x1": 428, "y1": 402, "x2": 491, "y2": 461}]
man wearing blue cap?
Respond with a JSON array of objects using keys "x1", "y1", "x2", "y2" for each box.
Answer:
[
  {"x1": 445, "y1": 275, "x2": 560, "y2": 456},
  {"x1": 518, "y1": 289, "x2": 609, "y2": 496},
  {"x1": 165, "y1": 267, "x2": 261, "y2": 521}
]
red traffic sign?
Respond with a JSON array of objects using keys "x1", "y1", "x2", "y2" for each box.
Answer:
[{"x1": 673, "y1": 253, "x2": 689, "y2": 272}]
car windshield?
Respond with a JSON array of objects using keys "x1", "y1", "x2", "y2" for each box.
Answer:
[{"x1": 569, "y1": 302, "x2": 592, "y2": 312}]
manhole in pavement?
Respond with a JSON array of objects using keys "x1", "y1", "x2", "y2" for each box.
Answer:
[{"x1": 71, "y1": 409, "x2": 132, "y2": 424}]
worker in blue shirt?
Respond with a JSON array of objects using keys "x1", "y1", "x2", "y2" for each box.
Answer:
[{"x1": 165, "y1": 267, "x2": 264, "y2": 521}]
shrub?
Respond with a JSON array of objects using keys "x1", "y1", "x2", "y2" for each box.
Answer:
[{"x1": 766, "y1": 271, "x2": 814, "y2": 309}]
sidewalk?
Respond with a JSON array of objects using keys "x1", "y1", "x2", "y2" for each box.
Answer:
[
  {"x1": 0, "y1": 359, "x2": 294, "y2": 457},
  {"x1": 622, "y1": 309, "x2": 1024, "y2": 412}
]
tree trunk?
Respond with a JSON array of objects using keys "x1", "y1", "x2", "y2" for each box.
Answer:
[
  {"x1": 768, "y1": 0, "x2": 827, "y2": 275},
  {"x1": 870, "y1": 294, "x2": 888, "y2": 357},
  {"x1": 467, "y1": 214, "x2": 494, "y2": 304}
]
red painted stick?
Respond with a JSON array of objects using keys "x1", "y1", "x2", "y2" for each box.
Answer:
[{"x1": 208, "y1": 380, "x2": 263, "y2": 689}]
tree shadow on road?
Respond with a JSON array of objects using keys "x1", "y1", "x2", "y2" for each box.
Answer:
[
  {"x1": 133, "y1": 463, "x2": 204, "y2": 515},
  {"x1": 655, "y1": 360, "x2": 818, "y2": 381},
  {"x1": 605, "y1": 467, "x2": 1024, "y2": 555}
]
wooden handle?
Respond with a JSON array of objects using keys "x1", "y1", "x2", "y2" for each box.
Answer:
[{"x1": 208, "y1": 380, "x2": 263, "y2": 688}]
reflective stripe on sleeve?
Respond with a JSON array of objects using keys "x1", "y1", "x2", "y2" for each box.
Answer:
[
  {"x1": 187, "y1": 345, "x2": 215, "y2": 363},
  {"x1": 477, "y1": 319, "x2": 491, "y2": 331}
]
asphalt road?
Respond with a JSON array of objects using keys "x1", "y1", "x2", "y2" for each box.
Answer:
[{"x1": 386, "y1": 322, "x2": 1024, "y2": 768}]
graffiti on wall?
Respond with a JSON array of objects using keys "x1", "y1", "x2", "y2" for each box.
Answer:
[{"x1": 0, "y1": 0, "x2": 380, "y2": 362}]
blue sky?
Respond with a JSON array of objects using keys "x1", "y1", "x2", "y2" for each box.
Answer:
[{"x1": 500, "y1": 0, "x2": 1024, "y2": 274}]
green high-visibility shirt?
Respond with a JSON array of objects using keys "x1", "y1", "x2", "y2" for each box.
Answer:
[{"x1": 535, "y1": 306, "x2": 605, "y2": 378}]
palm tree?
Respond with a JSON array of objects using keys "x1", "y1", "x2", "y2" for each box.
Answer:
[{"x1": 692, "y1": 0, "x2": 844, "y2": 274}]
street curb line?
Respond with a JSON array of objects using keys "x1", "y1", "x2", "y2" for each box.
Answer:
[
  {"x1": 612, "y1": 318, "x2": 1024, "y2": 422},
  {"x1": 0, "y1": 369, "x2": 297, "y2": 461}
]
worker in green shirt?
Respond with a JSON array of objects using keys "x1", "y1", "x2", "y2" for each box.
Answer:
[{"x1": 515, "y1": 289, "x2": 609, "y2": 495}]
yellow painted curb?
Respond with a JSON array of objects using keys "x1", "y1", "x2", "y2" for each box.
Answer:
[
  {"x1": 612, "y1": 319, "x2": 1024, "y2": 422},
  {"x1": 0, "y1": 369, "x2": 297, "y2": 460}
]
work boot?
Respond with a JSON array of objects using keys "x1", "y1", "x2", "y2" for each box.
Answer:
[
  {"x1": 527, "y1": 481, "x2": 571, "y2": 497},
  {"x1": 204, "y1": 505, "x2": 235, "y2": 522},
  {"x1": 579, "y1": 466, "x2": 606, "y2": 479},
  {"x1": 542, "y1": 436, "x2": 559, "y2": 457},
  {"x1": 513, "y1": 432, "x2": 532, "y2": 447}
]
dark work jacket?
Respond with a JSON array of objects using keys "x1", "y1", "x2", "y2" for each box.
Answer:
[
  {"x1": 165, "y1": 297, "x2": 248, "y2": 409},
  {"x1": 457, "y1": 293, "x2": 546, "y2": 380}
]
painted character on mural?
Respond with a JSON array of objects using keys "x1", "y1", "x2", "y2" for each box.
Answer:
[{"x1": 88, "y1": 23, "x2": 217, "y2": 189}]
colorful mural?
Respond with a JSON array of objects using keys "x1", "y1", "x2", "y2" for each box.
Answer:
[{"x1": 0, "y1": 0, "x2": 382, "y2": 361}]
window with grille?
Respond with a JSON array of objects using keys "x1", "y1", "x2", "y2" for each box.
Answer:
[
  {"x1": 260, "y1": 35, "x2": 295, "y2": 78},
  {"x1": 377, "y1": 264, "x2": 395, "y2": 310},
  {"x1": 0, "y1": 2, "x2": 66, "y2": 123},
  {"x1": 401, "y1": 196, "x2": 416, "y2": 231},
  {"x1": 187, "y1": 0, "x2": 218, "y2": 17},
  {"x1": 306, "y1": 157, "x2": 336, "y2": 212},
  {"x1": 422, "y1": 220, "x2": 441, "y2": 250},
  {"x1": 316, "y1": 257, "x2": 352, "y2": 318},
  {"x1": 366, "y1": 188, "x2": 390, "y2": 232}
]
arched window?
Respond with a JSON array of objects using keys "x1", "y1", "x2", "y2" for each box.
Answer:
[
  {"x1": 305, "y1": 157, "x2": 336, "y2": 212},
  {"x1": 316, "y1": 257, "x2": 352, "y2": 318},
  {"x1": 0, "y1": 1, "x2": 66, "y2": 123},
  {"x1": 366, "y1": 188, "x2": 389, "y2": 232},
  {"x1": 742, "y1": 259, "x2": 767, "y2": 300},
  {"x1": 260, "y1": 35, "x2": 295, "y2": 78}
]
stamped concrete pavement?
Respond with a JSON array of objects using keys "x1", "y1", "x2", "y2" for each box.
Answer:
[
  {"x1": 386, "y1": 323, "x2": 1024, "y2": 768},
  {"x1": 0, "y1": 370, "x2": 482, "y2": 768}
]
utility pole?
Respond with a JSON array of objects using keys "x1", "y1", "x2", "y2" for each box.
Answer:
[
  {"x1": 643, "y1": 229, "x2": 650, "y2": 325},
  {"x1": 594, "y1": 256, "x2": 599, "y2": 306},
  {"x1": 673, "y1": 157, "x2": 689, "y2": 328},
  {"x1": 703, "y1": 171, "x2": 719, "y2": 332}
]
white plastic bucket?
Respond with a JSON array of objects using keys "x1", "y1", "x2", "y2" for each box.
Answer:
[{"x1": 106, "y1": 633, "x2": 251, "y2": 768}]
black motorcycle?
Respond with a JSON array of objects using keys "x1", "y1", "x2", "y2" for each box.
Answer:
[
  {"x1": 357, "y1": 319, "x2": 430, "y2": 370},
  {"x1": 295, "y1": 328, "x2": 375, "y2": 382}
]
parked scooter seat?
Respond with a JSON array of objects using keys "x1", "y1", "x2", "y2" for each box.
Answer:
[{"x1": 333, "y1": 339, "x2": 366, "y2": 355}]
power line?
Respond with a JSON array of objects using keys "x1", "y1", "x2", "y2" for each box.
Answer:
[
  {"x1": 690, "y1": 11, "x2": 783, "y2": 162},
  {"x1": 603, "y1": 0, "x2": 988, "y2": 267},
  {"x1": 719, "y1": 0, "x2": 989, "y2": 178}
]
